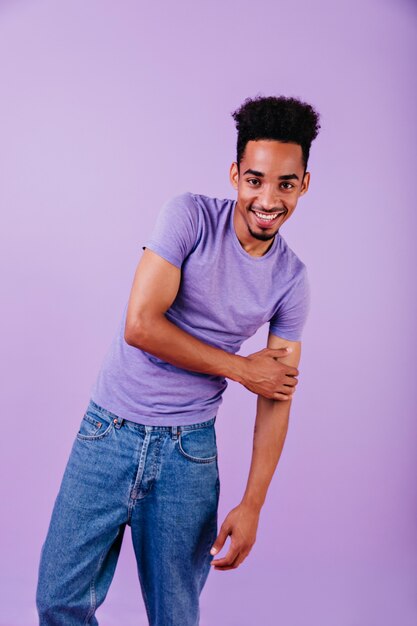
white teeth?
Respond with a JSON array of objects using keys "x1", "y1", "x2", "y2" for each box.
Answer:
[{"x1": 254, "y1": 211, "x2": 282, "y2": 221}]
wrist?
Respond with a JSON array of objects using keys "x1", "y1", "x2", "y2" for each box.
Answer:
[
  {"x1": 240, "y1": 494, "x2": 264, "y2": 514},
  {"x1": 223, "y1": 353, "x2": 247, "y2": 383}
]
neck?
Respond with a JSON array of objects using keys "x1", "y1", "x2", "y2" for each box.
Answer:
[{"x1": 233, "y1": 204, "x2": 276, "y2": 257}]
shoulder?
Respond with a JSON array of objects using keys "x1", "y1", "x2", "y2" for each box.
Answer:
[
  {"x1": 162, "y1": 191, "x2": 198, "y2": 211},
  {"x1": 188, "y1": 191, "x2": 234, "y2": 215},
  {"x1": 161, "y1": 191, "x2": 217, "y2": 215},
  {"x1": 156, "y1": 192, "x2": 201, "y2": 232},
  {"x1": 173, "y1": 192, "x2": 234, "y2": 232},
  {"x1": 276, "y1": 234, "x2": 308, "y2": 283}
]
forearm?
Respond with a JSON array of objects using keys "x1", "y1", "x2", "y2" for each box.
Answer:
[
  {"x1": 125, "y1": 313, "x2": 245, "y2": 382},
  {"x1": 241, "y1": 395, "x2": 292, "y2": 513}
]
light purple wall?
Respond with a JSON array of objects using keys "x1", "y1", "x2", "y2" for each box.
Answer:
[{"x1": 1, "y1": 1, "x2": 416, "y2": 624}]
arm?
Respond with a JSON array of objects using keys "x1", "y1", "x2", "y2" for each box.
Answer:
[
  {"x1": 125, "y1": 248, "x2": 243, "y2": 381},
  {"x1": 241, "y1": 332, "x2": 300, "y2": 511},
  {"x1": 124, "y1": 248, "x2": 299, "y2": 400},
  {"x1": 210, "y1": 332, "x2": 302, "y2": 570}
]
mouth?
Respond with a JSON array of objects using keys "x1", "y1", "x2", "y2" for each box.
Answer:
[{"x1": 250, "y1": 208, "x2": 287, "y2": 228}]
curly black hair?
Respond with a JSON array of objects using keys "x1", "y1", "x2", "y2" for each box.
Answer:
[{"x1": 231, "y1": 95, "x2": 321, "y2": 172}]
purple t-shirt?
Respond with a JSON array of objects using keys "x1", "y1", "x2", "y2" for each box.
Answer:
[{"x1": 90, "y1": 192, "x2": 310, "y2": 425}]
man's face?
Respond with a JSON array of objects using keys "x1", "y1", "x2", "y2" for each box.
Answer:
[{"x1": 230, "y1": 139, "x2": 310, "y2": 243}]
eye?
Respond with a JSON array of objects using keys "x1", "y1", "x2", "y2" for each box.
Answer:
[
  {"x1": 247, "y1": 178, "x2": 261, "y2": 186},
  {"x1": 280, "y1": 182, "x2": 295, "y2": 190}
]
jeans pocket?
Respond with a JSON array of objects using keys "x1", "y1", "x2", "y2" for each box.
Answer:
[
  {"x1": 76, "y1": 409, "x2": 114, "y2": 441},
  {"x1": 177, "y1": 424, "x2": 217, "y2": 464}
]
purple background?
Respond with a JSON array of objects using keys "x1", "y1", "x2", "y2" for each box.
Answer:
[{"x1": 1, "y1": 1, "x2": 416, "y2": 624}]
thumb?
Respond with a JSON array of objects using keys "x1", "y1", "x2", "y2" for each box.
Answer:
[
  {"x1": 210, "y1": 523, "x2": 230, "y2": 555},
  {"x1": 266, "y1": 347, "x2": 293, "y2": 356}
]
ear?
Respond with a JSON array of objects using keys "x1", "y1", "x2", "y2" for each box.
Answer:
[
  {"x1": 229, "y1": 162, "x2": 239, "y2": 190},
  {"x1": 299, "y1": 171, "x2": 310, "y2": 196}
]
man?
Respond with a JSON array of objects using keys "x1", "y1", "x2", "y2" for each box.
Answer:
[{"x1": 36, "y1": 95, "x2": 320, "y2": 625}]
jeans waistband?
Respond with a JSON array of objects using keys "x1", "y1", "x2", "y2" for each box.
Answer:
[{"x1": 87, "y1": 399, "x2": 216, "y2": 439}]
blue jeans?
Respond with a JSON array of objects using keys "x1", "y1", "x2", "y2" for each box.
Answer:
[{"x1": 36, "y1": 399, "x2": 220, "y2": 626}]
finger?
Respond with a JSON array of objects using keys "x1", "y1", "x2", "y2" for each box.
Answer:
[
  {"x1": 273, "y1": 363, "x2": 299, "y2": 378},
  {"x1": 266, "y1": 347, "x2": 293, "y2": 357},
  {"x1": 283, "y1": 385, "x2": 295, "y2": 396},
  {"x1": 272, "y1": 392, "x2": 292, "y2": 401},
  {"x1": 211, "y1": 544, "x2": 240, "y2": 568},
  {"x1": 214, "y1": 549, "x2": 247, "y2": 571},
  {"x1": 229, "y1": 551, "x2": 247, "y2": 569},
  {"x1": 283, "y1": 376, "x2": 297, "y2": 387},
  {"x1": 210, "y1": 546, "x2": 239, "y2": 567},
  {"x1": 275, "y1": 381, "x2": 297, "y2": 393},
  {"x1": 210, "y1": 524, "x2": 230, "y2": 556}
]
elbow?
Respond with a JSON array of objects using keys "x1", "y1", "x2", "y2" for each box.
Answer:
[
  {"x1": 124, "y1": 323, "x2": 139, "y2": 347},
  {"x1": 124, "y1": 320, "x2": 145, "y2": 348},
  {"x1": 124, "y1": 314, "x2": 154, "y2": 348}
]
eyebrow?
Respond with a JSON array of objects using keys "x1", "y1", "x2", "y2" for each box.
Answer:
[{"x1": 242, "y1": 168, "x2": 299, "y2": 181}]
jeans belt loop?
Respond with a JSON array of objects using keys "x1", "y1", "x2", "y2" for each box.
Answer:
[{"x1": 171, "y1": 425, "x2": 180, "y2": 440}]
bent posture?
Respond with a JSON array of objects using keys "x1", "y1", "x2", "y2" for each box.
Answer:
[{"x1": 36, "y1": 95, "x2": 320, "y2": 626}]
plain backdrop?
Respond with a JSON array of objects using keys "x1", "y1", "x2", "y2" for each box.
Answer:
[{"x1": 0, "y1": 1, "x2": 416, "y2": 625}]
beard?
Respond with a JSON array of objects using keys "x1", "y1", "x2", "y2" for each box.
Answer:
[{"x1": 247, "y1": 223, "x2": 278, "y2": 241}]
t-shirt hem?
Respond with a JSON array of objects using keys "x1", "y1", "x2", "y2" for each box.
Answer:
[
  {"x1": 89, "y1": 394, "x2": 218, "y2": 427},
  {"x1": 142, "y1": 241, "x2": 182, "y2": 268},
  {"x1": 268, "y1": 328, "x2": 303, "y2": 341}
]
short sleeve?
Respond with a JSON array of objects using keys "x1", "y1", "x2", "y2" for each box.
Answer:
[
  {"x1": 269, "y1": 265, "x2": 311, "y2": 341},
  {"x1": 142, "y1": 192, "x2": 199, "y2": 268}
]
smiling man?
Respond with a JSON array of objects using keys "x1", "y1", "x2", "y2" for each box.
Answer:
[
  {"x1": 232, "y1": 141, "x2": 310, "y2": 252},
  {"x1": 36, "y1": 95, "x2": 320, "y2": 626}
]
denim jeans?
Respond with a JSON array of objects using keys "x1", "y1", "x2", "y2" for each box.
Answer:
[{"x1": 36, "y1": 399, "x2": 220, "y2": 626}]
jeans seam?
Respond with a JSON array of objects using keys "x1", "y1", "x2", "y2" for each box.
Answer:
[
  {"x1": 180, "y1": 416, "x2": 216, "y2": 432},
  {"x1": 135, "y1": 563, "x2": 152, "y2": 623},
  {"x1": 197, "y1": 512, "x2": 218, "y2": 595},
  {"x1": 83, "y1": 530, "x2": 117, "y2": 625},
  {"x1": 83, "y1": 552, "x2": 102, "y2": 624},
  {"x1": 76, "y1": 420, "x2": 114, "y2": 441},
  {"x1": 177, "y1": 433, "x2": 217, "y2": 464},
  {"x1": 150, "y1": 435, "x2": 163, "y2": 482}
]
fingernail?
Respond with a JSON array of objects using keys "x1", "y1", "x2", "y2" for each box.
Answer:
[
  {"x1": 286, "y1": 347, "x2": 293, "y2": 352},
  {"x1": 210, "y1": 548, "x2": 218, "y2": 555}
]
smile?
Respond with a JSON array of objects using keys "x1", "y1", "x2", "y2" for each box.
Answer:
[{"x1": 250, "y1": 209, "x2": 287, "y2": 226}]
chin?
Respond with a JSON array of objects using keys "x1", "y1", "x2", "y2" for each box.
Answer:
[{"x1": 247, "y1": 225, "x2": 278, "y2": 241}]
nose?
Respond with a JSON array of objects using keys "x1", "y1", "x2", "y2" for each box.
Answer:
[{"x1": 258, "y1": 186, "x2": 281, "y2": 212}]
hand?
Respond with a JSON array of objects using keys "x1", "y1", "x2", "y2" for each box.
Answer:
[
  {"x1": 239, "y1": 347, "x2": 299, "y2": 400},
  {"x1": 209, "y1": 503, "x2": 260, "y2": 571}
]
